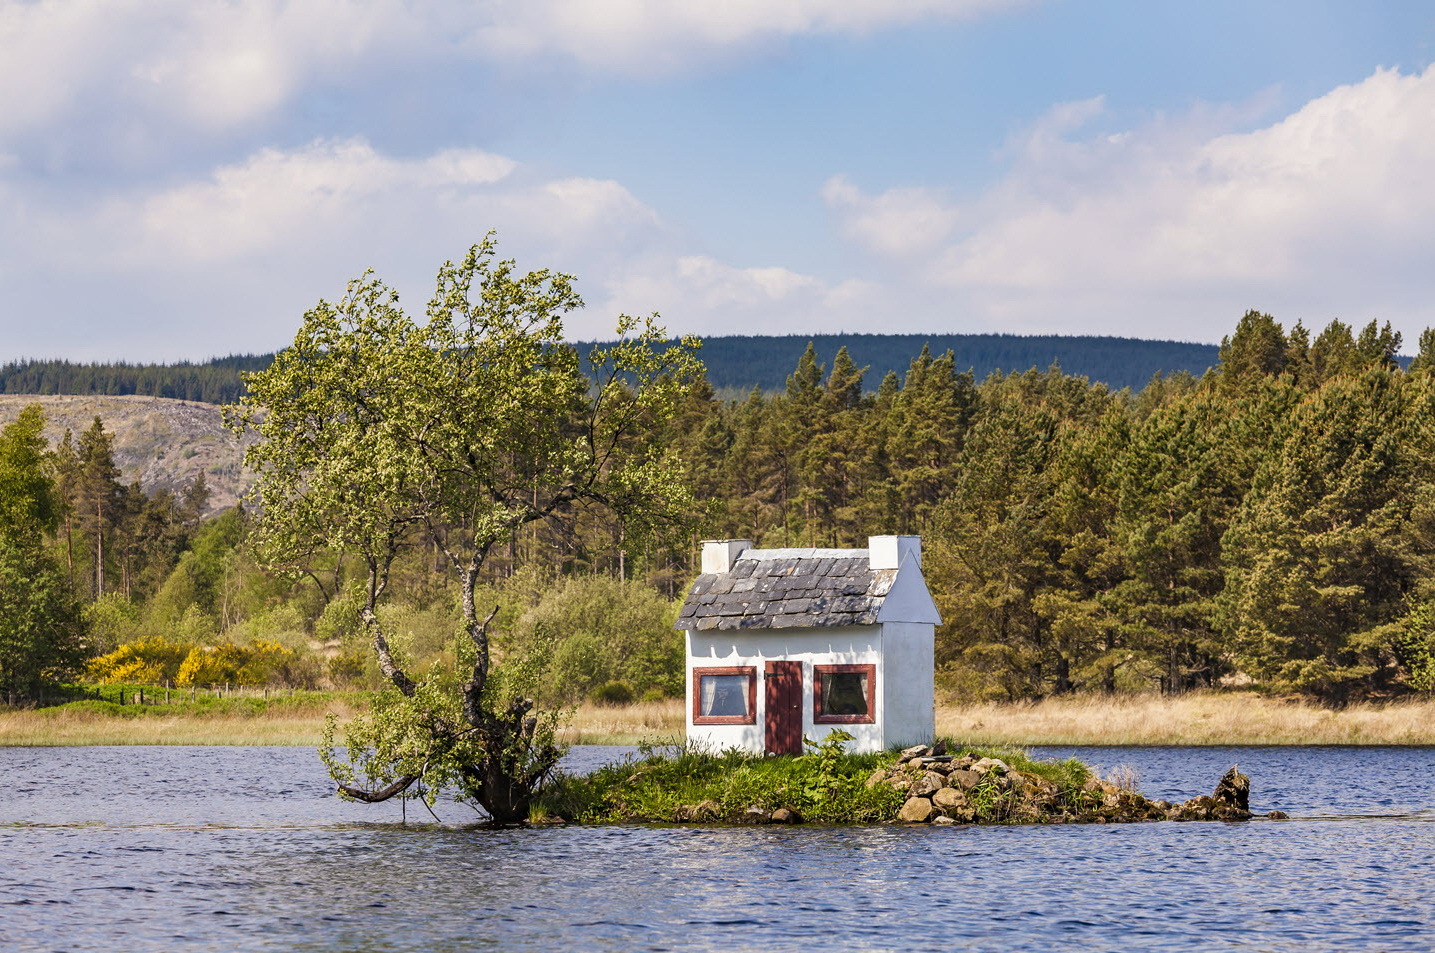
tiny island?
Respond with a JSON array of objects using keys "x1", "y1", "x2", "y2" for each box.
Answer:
[
  {"x1": 536, "y1": 533, "x2": 1282, "y2": 828},
  {"x1": 537, "y1": 734, "x2": 1275, "y2": 826}
]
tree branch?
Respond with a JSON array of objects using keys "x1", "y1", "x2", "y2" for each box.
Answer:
[
  {"x1": 362, "y1": 605, "x2": 416, "y2": 696},
  {"x1": 461, "y1": 603, "x2": 502, "y2": 726},
  {"x1": 339, "y1": 774, "x2": 419, "y2": 802}
]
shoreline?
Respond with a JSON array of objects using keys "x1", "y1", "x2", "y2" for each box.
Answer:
[
  {"x1": 934, "y1": 692, "x2": 1435, "y2": 747},
  {"x1": 3, "y1": 691, "x2": 1435, "y2": 747},
  {"x1": 537, "y1": 742, "x2": 1264, "y2": 826}
]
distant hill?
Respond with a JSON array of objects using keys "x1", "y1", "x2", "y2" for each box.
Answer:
[
  {"x1": 0, "y1": 355, "x2": 270, "y2": 405},
  {"x1": 0, "y1": 395, "x2": 251, "y2": 516},
  {"x1": 655, "y1": 333, "x2": 1219, "y2": 395},
  {"x1": 0, "y1": 333, "x2": 1222, "y2": 405}
]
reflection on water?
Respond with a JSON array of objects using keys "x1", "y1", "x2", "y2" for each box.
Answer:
[{"x1": 2, "y1": 745, "x2": 1433, "y2": 952}]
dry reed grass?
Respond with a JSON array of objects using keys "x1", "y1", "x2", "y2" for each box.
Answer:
[
  {"x1": 0, "y1": 700, "x2": 360, "y2": 747},
  {"x1": 937, "y1": 691, "x2": 1435, "y2": 746},
  {"x1": 558, "y1": 698, "x2": 686, "y2": 745},
  {"x1": 8, "y1": 691, "x2": 1434, "y2": 747}
]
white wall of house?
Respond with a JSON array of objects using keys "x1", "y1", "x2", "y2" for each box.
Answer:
[
  {"x1": 872, "y1": 543, "x2": 939, "y2": 749},
  {"x1": 685, "y1": 621, "x2": 935, "y2": 754},
  {"x1": 877, "y1": 620, "x2": 936, "y2": 749},
  {"x1": 686, "y1": 625, "x2": 884, "y2": 753}
]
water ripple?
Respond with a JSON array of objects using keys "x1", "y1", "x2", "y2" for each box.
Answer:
[{"x1": 0, "y1": 746, "x2": 1432, "y2": 951}]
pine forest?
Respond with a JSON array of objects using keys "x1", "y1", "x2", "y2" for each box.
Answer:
[{"x1": 4, "y1": 311, "x2": 1435, "y2": 708}]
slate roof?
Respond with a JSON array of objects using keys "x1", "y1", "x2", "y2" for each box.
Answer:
[{"x1": 675, "y1": 547, "x2": 898, "y2": 631}]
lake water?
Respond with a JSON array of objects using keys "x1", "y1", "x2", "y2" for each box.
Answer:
[{"x1": 2, "y1": 745, "x2": 1433, "y2": 952}]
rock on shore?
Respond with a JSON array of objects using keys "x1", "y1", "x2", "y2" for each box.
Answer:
[
  {"x1": 659, "y1": 747, "x2": 1279, "y2": 827},
  {"x1": 874, "y1": 747, "x2": 1260, "y2": 825}
]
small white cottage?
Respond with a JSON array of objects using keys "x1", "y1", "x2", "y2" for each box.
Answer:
[{"x1": 676, "y1": 535, "x2": 940, "y2": 755}]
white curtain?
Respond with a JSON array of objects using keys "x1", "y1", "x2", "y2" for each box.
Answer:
[{"x1": 701, "y1": 674, "x2": 746, "y2": 717}]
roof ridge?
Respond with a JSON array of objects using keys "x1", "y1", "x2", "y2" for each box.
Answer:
[{"x1": 737, "y1": 547, "x2": 866, "y2": 560}]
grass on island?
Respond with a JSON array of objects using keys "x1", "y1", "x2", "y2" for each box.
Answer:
[
  {"x1": 5, "y1": 688, "x2": 1435, "y2": 747},
  {"x1": 539, "y1": 734, "x2": 906, "y2": 823},
  {"x1": 536, "y1": 735, "x2": 1098, "y2": 825}
]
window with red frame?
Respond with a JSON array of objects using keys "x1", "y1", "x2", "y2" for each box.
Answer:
[
  {"x1": 691, "y1": 666, "x2": 757, "y2": 725},
  {"x1": 813, "y1": 664, "x2": 876, "y2": 723}
]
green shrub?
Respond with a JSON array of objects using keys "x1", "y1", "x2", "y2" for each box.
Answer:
[
  {"x1": 591, "y1": 681, "x2": 634, "y2": 706},
  {"x1": 511, "y1": 575, "x2": 683, "y2": 705},
  {"x1": 82, "y1": 594, "x2": 141, "y2": 656},
  {"x1": 327, "y1": 646, "x2": 376, "y2": 688},
  {"x1": 315, "y1": 595, "x2": 363, "y2": 645},
  {"x1": 377, "y1": 602, "x2": 462, "y2": 668}
]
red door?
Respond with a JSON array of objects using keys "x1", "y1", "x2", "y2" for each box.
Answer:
[{"x1": 764, "y1": 661, "x2": 803, "y2": 755}]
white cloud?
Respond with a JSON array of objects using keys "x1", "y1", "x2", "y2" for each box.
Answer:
[
  {"x1": 826, "y1": 66, "x2": 1435, "y2": 343},
  {"x1": 0, "y1": 0, "x2": 1027, "y2": 155},
  {"x1": 822, "y1": 174, "x2": 960, "y2": 257},
  {"x1": 0, "y1": 0, "x2": 415, "y2": 142},
  {"x1": 0, "y1": 137, "x2": 662, "y2": 356},
  {"x1": 470, "y1": 0, "x2": 1023, "y2": 73},
  {"x1": 110, "y1": 141, "x2": 516, "y2": 265},
  {"x1": 596, "y1": 254, "x2": 885, "y2": 337},
  {"x1": 0, "y1": 137, "x2": 862, "y2": 358}
]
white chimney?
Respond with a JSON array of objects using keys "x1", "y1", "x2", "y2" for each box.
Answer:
[
  {"x1": 701, "y1": 539, "x2": 753, "y2": 574},
  {"x1": 868, "y1": 535, "x2": 921, "y2": 571}
]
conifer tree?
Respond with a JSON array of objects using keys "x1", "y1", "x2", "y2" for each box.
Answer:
[
  {"x1": 70, "y1": 418, "x2": 126, "y2": 599},
  {"x1": 0, "y1": 406, "x2": 86, "y2": 695},
  {"x1": 1221, "y1": 370, "x2": 1435, "y2": 700}
]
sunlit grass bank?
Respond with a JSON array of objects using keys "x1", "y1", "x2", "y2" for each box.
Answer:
[
  {"x1": 565, "y1": 692, "x2": 1435, "y2": 747},
  {"x1": 558, "y1": 699, "x2": 686, "y2": 745},
  {"x1": 6, "y1": 689, "x2": 1435, "y2": 746},
  {"x1": 0, "y1": 693, "x2": 686, "y2": 747},
  {"x1": 0, "y1": 692, "x2": 360, "y2": 746},
  {"x1": 937, "y1": 691, "x2": 1435, "y2": 746}
]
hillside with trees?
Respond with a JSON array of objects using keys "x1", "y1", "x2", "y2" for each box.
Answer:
[
  {"x1": 1, "y1": 332, "x2": 1223, "y2": 403},
  {"x1": 3, "y1": 310, "x2": 1435, "y2": 710},
  {"x1": 0, "y1": 395, "x2": 250, "y2": 515},
  {"x1": 659, "y1": 333, "x2": 1221, "y2": 396},
  {"x1": 0, "y1": 355, "x2": 269, "y2": 405}
]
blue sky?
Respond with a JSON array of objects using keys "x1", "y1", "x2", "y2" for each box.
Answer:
[{"x1": 2, "y1": 0, "x2": 1434, "y2": 361}]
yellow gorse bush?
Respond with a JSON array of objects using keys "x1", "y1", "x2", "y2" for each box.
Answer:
[
  {"x1": 176, "y1": 639, "x2": 296, "y2": 687},
  {"x1": 88, "y1": 637, "x2": 297, "y2": 687},
  {"x1": 86, "y1": 636, "x2": 190, "y2": 684}
]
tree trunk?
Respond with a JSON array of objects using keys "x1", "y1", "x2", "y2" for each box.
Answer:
[
  {"x1": 94, "y1": 502, "x2": 104, "y2": 598},
  {"x1": 1054, "y1": 653, "x2": 1072, "y2": 694}
]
